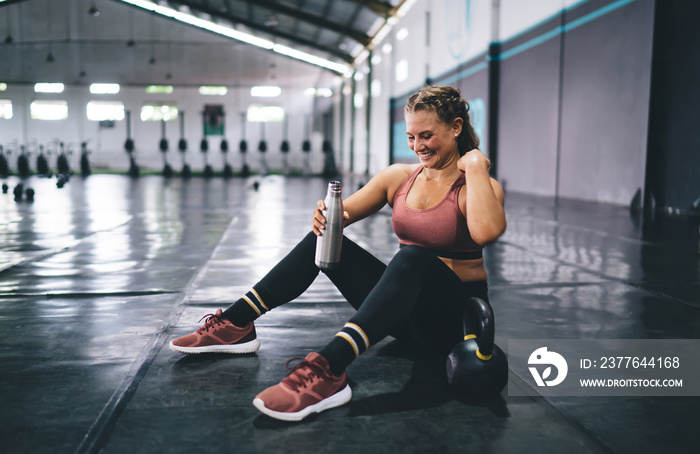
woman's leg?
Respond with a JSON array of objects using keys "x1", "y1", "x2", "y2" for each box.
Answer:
[
  {"x1": 222, "y1": 232, "x2": 387, "y2": 326},
  {"x1": 252, "y1": 245, "x2": 481, "y2": 421},
  {"x1": 171, "y1": 232, "x2": 386, "y2": 355},
  {"x1": 318, "y1": 245, "x2": 471, "y2": 375}
]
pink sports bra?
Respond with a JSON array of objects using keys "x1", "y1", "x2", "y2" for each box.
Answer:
[{"x1": 391, "y1": 166, "x2": 483, "y2": 259}]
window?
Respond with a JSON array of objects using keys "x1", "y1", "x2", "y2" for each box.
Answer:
[
  {"x1": 246, "y1": 104, "x2": 284, "y2": 122},
  {"x1": 87, "y1": 101, "x2": 125, "y2": 121},
  {"x1": 395, "y1": 59, "x2": 408, "y2": 82},
  {"x1": 0, "y1": 99, "x2": 12, "y2": 119},
  {"x1": 30, "y1": 100, "x2": 68, "y2": 120},
  {"x1": 140, "y1": 103, "x2": 178, "y2": 121}
]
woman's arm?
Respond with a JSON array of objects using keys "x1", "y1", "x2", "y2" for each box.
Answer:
[
  {"x1": 458, "y1": 150, "x2": 507, "y2": 245},
  {"x1": 312, "y1": 164, "x2": 412, "y2": 236}
]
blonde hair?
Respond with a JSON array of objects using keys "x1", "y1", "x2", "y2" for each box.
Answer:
[{"x1": 404, "y1": 85, "x2": 479, "y2": 156}]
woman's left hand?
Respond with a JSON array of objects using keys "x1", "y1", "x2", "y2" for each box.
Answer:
[{"x1": 457, "y1": 149, "x2": 491, "y2": 174}]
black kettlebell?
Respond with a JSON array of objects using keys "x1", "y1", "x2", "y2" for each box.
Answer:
[{"x1": 446, "y1": 297, "x2": 508, "y2": 397}]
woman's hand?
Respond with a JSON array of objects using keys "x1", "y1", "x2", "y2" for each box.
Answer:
[
  {"x1": 312, "y1": 200, "x2": 349, "y2": 236},
  {"x1": 458, "y1": 149, "x2": 491, "y2": 174}
]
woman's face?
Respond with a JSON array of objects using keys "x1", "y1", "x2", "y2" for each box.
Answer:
[{"x1": 405, "y1": 110, "x2": 461, "y2": 169}]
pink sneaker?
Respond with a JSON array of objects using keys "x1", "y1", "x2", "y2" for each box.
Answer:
[
  {"x1": 169, "y1": 309, "x2": 260, "y2": 354},
  {"x1": 253, "y1": 352, "x2": 351, "y2": 421}
]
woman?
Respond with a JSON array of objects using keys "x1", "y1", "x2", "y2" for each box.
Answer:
[{"x1": 170, "y1": 85, "x2": 506, "y2": 421}]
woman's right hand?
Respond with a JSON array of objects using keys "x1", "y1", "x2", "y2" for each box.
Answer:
[
  {"x1": 312, "y1": 200, "x2": 327, "y2": 236},
  {"x1": 313, "y1": 199, "x2": 350, "y2": 236}
]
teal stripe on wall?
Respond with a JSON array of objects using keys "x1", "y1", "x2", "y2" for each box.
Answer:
[{"x1": 498, "y1": 0, "x2": 639, "y2": 61}]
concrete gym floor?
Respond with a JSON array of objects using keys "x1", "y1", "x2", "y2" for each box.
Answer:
[{"x1": 0, "y1": 174, "x2": 698, "y2": 454}]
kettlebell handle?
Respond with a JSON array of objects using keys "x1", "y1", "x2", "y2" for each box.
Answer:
[{"x1": 462, "y1": 297, "x2": 495, "y2": 359}]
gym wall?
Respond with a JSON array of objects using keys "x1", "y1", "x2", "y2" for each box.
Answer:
[
  {"x1": 384, "y1": 0, "x2": 658, "y2": 208},
  {"x1": 645, "y1": 1, "x2": 700, "y2": 213}
]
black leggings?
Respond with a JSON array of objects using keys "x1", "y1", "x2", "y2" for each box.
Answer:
[{"x1": 236, "y1": 232, "x2": 489, "y2": 354}]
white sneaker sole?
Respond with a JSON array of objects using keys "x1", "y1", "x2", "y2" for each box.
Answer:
[
  {"x1": 168, "y1": 338, "x2": 260, "y2": 354},
  {"x1": 252, "y1": 384, "x2": 352, "y2": 422}
]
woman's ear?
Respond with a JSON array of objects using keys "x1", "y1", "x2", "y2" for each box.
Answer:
[{"x1": 452, "y1": 118, "x2": 464, "y2": 136}]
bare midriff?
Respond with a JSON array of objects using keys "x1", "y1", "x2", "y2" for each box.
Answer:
[{"x1": 440, "y1": 257, "x2": 488, "y2": 283}]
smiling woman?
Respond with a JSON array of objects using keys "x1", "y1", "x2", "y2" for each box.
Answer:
[{"x1": 169, "y1": 84, "x2": 506, "y2": 422}]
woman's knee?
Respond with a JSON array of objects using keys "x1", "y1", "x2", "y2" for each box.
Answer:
[{"x1": 388, "y1": 245, "x2": 436, "y2": 273}]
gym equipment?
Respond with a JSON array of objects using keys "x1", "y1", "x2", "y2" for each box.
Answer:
[
  {"x1": 2, "y1": 183, "x2": 8, "y2": 193},
  {"x1": 56, "y1": 142, "x2": 70, "y2": 175},
  {"x1": 446, "y1": 297, "x2": 508, "y2": 397},
  {"x1": 178, "y1": 112, "x2": 191, "y2": 178},
  {"x1": 258, "y1": 123, "x2": 268, "y2": 176},
  {"x1": 159, "y1": 120, "x2": 173, "y2": 177},
  {"x1": 36, "y1": 145, "x2": 50, "y2": 176},
  {"x1": 302, "y1": 116, "x2": 312, "y2": 176},
  {"x1": 17, "y1": 145, "x2": 30, "y2": 178},
  {"x1": 239, "y1": 114, "x2": 250, "y2": 177},
  {"x1": 201, "y1": 138, "x2": 213, "y2": 177},
  {"x1": 56, "y1": 173, "x2": 70, "y2": 188},
  {"x1": 13, "y1": 183, "x2": 23, "y2": 201},
  {"x1": 200, "y1": 111, "x2": 214, "y2": 178},
  {"x1": 221, "y1": 139, "x2": 233, "y2": 178},
  {"x1": 25, "y1": 187, "x2": 34, "y2": 202},
  {"x1": 124, "y1": 111, "x2": 140, "y2": 177},
  {"x1": 321, "y1": 114, "x2": 338, "y2": 177},
  {"x1": 0, "y1": 146, "x2": 8, "y2": 177},
  {"x1": 280, "y1": 117, "x2": 290, "y2": 175},
  {"x1": 80, "y1": 142, "x2": 91, "y2": 177},
  {"x1": 322, "y1": 139, "x2": 338, "y2": 178}
]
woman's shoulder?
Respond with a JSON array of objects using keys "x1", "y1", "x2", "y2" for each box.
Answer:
[
  {"x1": 379, "y1": 163, "x2": 420, "y2": 205},
  {"x1": 380, "y1": 163, "x2": 420, "y2": 181}
]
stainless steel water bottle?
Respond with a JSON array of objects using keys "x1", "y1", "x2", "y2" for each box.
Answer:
[{"x1": 315, "y1": 181, "x2": 343, "y2": 271}]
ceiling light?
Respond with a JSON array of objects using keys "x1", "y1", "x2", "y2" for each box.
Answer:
[
  {"x1": 34, "y1": 83, "x2": 64, "y2": 93},
  {"x1": 199, "y1": 86, "x2": 228, "y2": 96},
  {"x1": 396, "y1": 28, "x2": 409, "y2": 41},
  {"x1": 90, "y1": 83, "x2": 120, "y2": 94},
  {"x1": 251, "y1": 86, "x2": 281, "y2": 97},
  {"x1": 146, "y1": 85, "x2": 174, "y2": 94}
]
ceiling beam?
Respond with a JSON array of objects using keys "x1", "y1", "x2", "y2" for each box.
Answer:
[
  {"x1": 132, "y1": 0, "x2": 354, "y2": 63},
  {"x1": 346, "y1": 0, "x2": 396, "y2": 18},
  {"x1": 223, "y1": 0, "x2": 372, "y2": 47},
  {"x1": 0, "y1": 0, "x2": 29, "y2": 7}
]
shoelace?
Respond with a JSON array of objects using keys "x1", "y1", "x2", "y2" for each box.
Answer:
[
  {"x1": 282, "y1": 357, "x2": 330, "y2": 392},
  {"x1": 196, "y1": 313, "x2": 225, "y2": 333}
]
